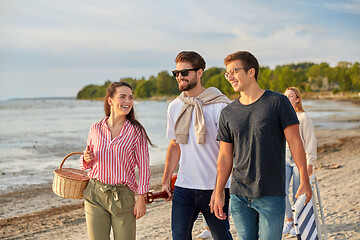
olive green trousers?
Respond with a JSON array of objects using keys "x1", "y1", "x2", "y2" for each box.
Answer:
[{"x1": 83, "y1": 179, "x2": 136, "y2": 240}]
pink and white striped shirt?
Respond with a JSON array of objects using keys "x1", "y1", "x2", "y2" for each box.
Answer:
[{"x1": 80, "y1": 118, "x2": 150, "y2": 194}]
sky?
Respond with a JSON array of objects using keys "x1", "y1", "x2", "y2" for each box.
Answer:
[{"x1": 1, "y1": 0, "x2": 359, "y2": 100}]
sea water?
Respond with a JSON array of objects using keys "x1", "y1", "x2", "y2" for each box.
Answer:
[
  {"x1": 0, "y1": 98, "x2": 169, "y2": 192},
  {"x1": 0, "y1": 98, "x2": 359, "y2": 193}
]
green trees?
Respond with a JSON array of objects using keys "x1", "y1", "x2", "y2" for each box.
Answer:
[
  {"x1": 349, "y1": 62, "x2": 360, "y2": 90},
  {"x1": 77, "y1": 80, "x2": 111, "y2": 99},
  {"x1": 258, "y1": 67, "x2": 273, "y2": 90},
  {"x1": 258, "y1": 64, "x2": 310, "y2": 93},
  {"x1": 156, "y1": 71, "x2": 179, "y2": 96},
  {"x1": 77, "y1": 61, "x2": 360, "y2": 100},
  {"x1": 135, "y1": 77, "x2": 157, "y2": 98},
  {"x1": 203, "y1": 68, "x2": 234, "y2": 96},
  {"x1": 202, "y1": 67, "x2": 224, "y2": 86}
]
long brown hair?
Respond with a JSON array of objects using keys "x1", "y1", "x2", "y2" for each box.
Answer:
[
  {"x1": 104, "y1": 81, "x2": 155, "y2": 147},
  {"x1": 284, "y1": 87, "x2": 305, "y2": 112}
]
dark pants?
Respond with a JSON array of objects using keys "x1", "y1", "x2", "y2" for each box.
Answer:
[{"x1": 171, "y1": 186, "x2": 232, "y2": 240}]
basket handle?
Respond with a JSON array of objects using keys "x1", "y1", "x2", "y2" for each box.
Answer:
[{"x1": 59, "y1": 152, "x2": 83, "y2": 169}]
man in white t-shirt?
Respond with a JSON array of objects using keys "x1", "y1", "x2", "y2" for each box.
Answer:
[{"x1": 162, "y1": 51, "x2": 233, "y2": 240}]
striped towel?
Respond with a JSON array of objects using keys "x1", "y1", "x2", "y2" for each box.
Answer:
[{"x1": 297, "y1": 199, "x2": 318, "y2": 240}]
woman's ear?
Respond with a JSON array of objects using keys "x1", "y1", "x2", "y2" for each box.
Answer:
[{"x1": 107, "y1": 97, "x2": 113, "y2": 106}]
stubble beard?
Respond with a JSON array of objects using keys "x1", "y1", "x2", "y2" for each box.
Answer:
[{"x1": 178, "y1": 78, "x2": 198, "y2": 92}]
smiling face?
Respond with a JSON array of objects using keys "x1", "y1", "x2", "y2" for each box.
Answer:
[
  {"x1": 108, "y1": 86, "x2": 133, "y2": 117},
  {"x1": 225, "y1": 60, "x2": 253, "y2": 93},
  {"x1": 175, "y1": 61, "x2": 199, "y2": 92}
]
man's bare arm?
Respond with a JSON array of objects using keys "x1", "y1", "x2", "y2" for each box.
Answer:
[
  {"x1": 162, "y1": 139, "x2": 181, "y2": 201},
  {"x1": 212, "y1": 141, "x2": 233, "y2": 220},
  {"x1": 284, "y1": 124, "x2": 312, "y2": 203}
]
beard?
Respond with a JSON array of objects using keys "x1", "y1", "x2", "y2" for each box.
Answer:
[{"x1": 178, "y1": 78, "x2": 198, "y2": 92}]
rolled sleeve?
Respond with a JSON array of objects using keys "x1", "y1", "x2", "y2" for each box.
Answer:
[{"x1": 135, "y1": 130, "x2": 151, "y2": 195}]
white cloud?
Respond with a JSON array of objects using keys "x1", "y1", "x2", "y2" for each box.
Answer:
[
  {"x1": 0, "y1": 0, "x2": 359, "y2": 100},
  {"x1": 324, "y1": 0, "x2": 360, "y2": 15}
]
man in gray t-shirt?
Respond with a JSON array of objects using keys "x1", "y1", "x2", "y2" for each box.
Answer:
[
  {"x1": 218, "y1": 90, "x2": 299, "y2": 197},
  {"x1": 211, "y1": 51, "x2": 312, "y2": 240}
]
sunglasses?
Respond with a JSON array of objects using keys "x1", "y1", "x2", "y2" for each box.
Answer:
[{"x1": 172, "y1": 68, "x2": 200, "y2": 77}]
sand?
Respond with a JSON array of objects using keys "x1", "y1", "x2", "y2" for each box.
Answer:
[{"x1": 1, "y1": 128, "x2": 360, "y2": 239}]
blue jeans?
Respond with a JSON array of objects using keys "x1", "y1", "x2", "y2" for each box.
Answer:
[
  {"x1": 231, "y1": 195, "x2": 285, "y2": 240},
  {"x1": 285, "y1": 164, "x2": 300, "y2": 219},
  {"x1": 172, "y1": 186, "x2": 232, "y2": 240}
]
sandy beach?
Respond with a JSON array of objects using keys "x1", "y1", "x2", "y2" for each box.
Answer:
[{"x1": 1, "y1": 118, "x2": 360, "y2": 239}]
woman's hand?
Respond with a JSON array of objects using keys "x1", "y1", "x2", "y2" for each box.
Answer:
[
  {"x1": 307, "y1": 164, "x2": 313, "y2": 176},
  {"x1": 83, "y1": 145, "x2": 94, "y2": 163},
  {"x1": 134, "y1": 194, "x2": 146, "y2": 220}
]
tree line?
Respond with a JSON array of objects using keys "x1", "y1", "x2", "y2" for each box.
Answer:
[{"x1": 77, "y1": 61, "x2": 360, "y2": 99}]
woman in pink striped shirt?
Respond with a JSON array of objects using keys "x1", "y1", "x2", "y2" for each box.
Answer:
[{"x1": 80, "y1": 81, "x2": 153, "y2": 240}]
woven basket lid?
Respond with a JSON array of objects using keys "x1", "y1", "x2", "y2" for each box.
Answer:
[{"x1": 54, "y1": 168, "x2": 89, "y2": 181}]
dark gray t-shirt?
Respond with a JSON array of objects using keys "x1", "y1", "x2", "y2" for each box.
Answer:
[{"x1": 217, "y1": 90, "x2": 299, "y2": 197}]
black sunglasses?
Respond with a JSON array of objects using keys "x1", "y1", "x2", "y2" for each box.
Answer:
[{"x1": 172, "y1": 68, "x2": 200, "y2": 77}]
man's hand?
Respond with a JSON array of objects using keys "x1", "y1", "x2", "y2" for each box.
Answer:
[
  {"x1": 209, "y1": 189, "x2": 216, "y2": 212},
  {"x1": 211, "y1": 190, "x2": 227, "y2": 220},
  {"x1": 295, "y1": 181, "x2": 312, "y2": 204},
  {"x1": 162, "y1": 182, "x2": 173, "y2": 202}
]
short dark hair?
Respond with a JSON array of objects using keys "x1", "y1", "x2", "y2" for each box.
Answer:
[
  {"x1": 224, "y1": 51, "x2": 259, "y2": 80},
  {"x1": 175, "y1": 51, "x2": 206, "y2": 70}
]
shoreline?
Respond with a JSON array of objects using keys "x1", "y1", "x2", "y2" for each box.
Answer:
[
  {"x1": 301, "y1": 91, "x2": 360, "y2": 105},
  {"x1": 76, "y1": 91, "x2": 360, "y2": 102},
  {"x1": 4, "y1": 92, "x2": 360, "y2": 105}
]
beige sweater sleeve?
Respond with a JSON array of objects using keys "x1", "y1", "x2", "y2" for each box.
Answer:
[{"x1": 297, "y1": 112, "x2": 317, "y2": 166}]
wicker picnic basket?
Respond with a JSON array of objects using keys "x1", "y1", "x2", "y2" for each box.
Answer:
[{"x1": 52, "y1": 152, "x2": 89, "y2": 199}]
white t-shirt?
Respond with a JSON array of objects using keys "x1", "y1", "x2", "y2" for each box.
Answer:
[{"x1": 167, "y1": 97, "x2": 231, "y2": 190}]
